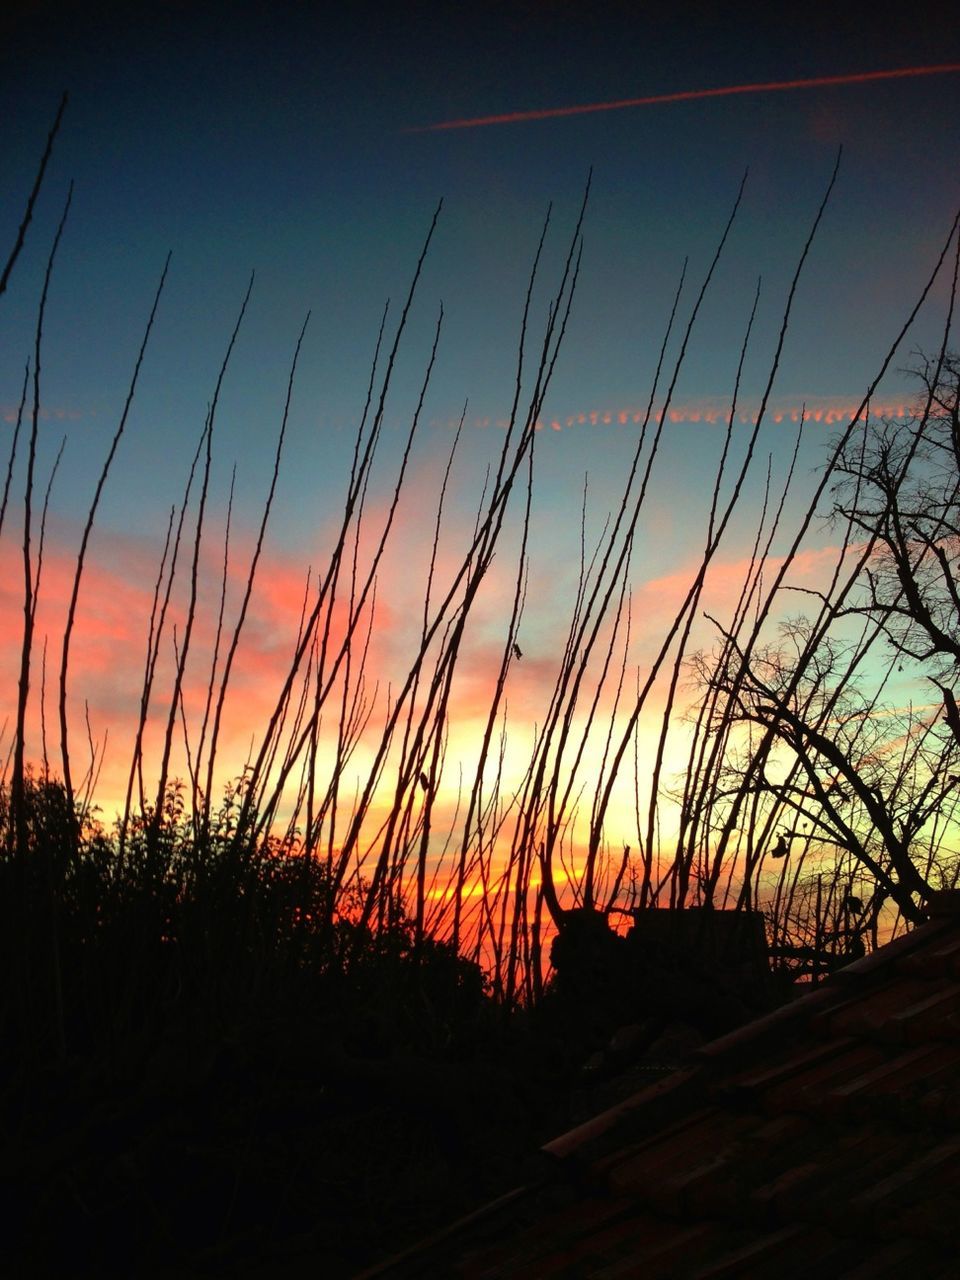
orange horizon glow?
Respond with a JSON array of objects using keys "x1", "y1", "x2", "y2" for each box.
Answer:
[
  {"x1": 0, "y1": 519, "x2": 907, "y2": 965},
  {"x1": 408, "y1": 63, "x2": 960, "y2": 132}
]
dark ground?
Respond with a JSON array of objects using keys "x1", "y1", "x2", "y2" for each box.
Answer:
[{"x1": 4, "y1": 909, "x2": 784, "y2": 1278}]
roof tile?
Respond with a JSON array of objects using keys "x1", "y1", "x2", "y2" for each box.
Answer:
[{"x1": 370, "y1": 908, "x2": 960, "y2": 1277}]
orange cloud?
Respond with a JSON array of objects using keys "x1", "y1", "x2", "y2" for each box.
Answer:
[
  {"x1": 1, "y1": 403, "x2": 95, "y2": 425},
  {"x1": 547, "y1": 396, "x2": 914, "y2": 433},
  {"x1": 430, "y1": 396, "x2": 915, "y2": 437}
]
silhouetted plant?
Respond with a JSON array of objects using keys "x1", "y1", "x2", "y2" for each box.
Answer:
[{"x1": 5, "y1": 96, "x2": 960, "y2": 1274}]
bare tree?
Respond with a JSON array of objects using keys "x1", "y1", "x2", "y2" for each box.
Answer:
[
  {"x1": 833, "y1": 354, "x2": 960, "y2": 709},
  {"x1": 698, "y1": 351, "x2": 960, "y2": 946}
]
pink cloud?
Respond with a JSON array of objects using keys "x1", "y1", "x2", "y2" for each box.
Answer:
[{"x1": 547, "y1": 396, "x2": 913, "y2": 433}]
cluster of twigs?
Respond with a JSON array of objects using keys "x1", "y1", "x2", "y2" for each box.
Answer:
[{"x1": 4, "y1": 96, "x2": 960, "y2": 1047}]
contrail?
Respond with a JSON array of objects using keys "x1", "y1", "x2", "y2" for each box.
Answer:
[{"x1": 408, "y1": 63, "x2": 960, "y2": 133}]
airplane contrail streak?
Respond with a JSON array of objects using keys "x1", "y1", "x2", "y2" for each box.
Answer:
[{"x1": 408, "y1": 63, "x2": 960, "y2": 133}]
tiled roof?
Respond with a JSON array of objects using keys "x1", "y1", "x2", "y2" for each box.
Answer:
[{"x1": 366, "y1": 893, "x2": 960, "y2": 1278}]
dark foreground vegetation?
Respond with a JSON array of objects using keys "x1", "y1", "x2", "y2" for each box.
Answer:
[
  {"x1": 1, "y1": 775, "x2": 787, "y2": 1276},
  {"x1": 0, "y1": 776, "x2": 520, "y2": 1274},
  {"x1": 3, "y1": 100, "x2": 960, "y2": 1274}
]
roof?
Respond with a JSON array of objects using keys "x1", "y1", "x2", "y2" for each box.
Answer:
[{"x1": 363, "y1": 892, "x2": 960, "y2": 1278}]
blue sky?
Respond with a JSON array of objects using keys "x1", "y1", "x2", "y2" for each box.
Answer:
[
  {"x1": 4, "y1": 4, "x2": 958, "y2": 487},
  {"x1": 2, "y1": 0, "x2": 959, "y2": 840}
]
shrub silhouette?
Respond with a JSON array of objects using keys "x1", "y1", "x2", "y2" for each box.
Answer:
[{"x1": 4, "y1": 100, "x2": 960, "y2": 1272}]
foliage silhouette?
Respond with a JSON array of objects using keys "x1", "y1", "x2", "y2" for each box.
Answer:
[{"x1": 3, "y1": 98, "x2": 960, "y2": 1272}]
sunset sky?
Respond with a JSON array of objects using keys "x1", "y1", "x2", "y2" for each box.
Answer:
[{"x1": 2, "y1": 1, "x2": 959, "y2": 881}]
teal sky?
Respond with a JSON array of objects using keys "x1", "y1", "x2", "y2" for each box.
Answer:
[
  {"x1": 3, "y1": 4, "x2": 958, "y2": 540},
  {"x1": 2, "y1": 1, "x2": 959, "y2": 826}
]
